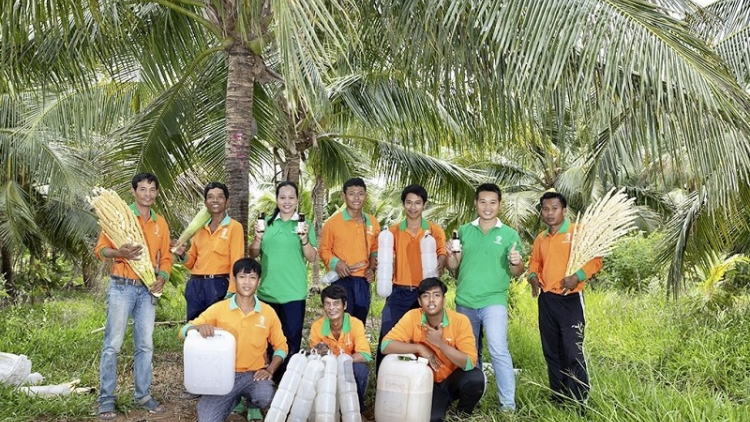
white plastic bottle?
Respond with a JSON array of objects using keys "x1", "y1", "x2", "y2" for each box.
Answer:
[
  {"x1": 377, "y1": 230, "x2": 394, "y2": 298},
  {"x1": 420, "y1": 232, "x2": 438, "y2": 278},
  {"x1": 321, "y1": 271, "x2": 340, "y2": 284},
  {"x1": 265, "y1": 352, "x2": 308, "y2": 422},
  {"x1": 314, "y1": 354, "x2": 338, "y2": 422},
  {"x1": 336, "y1": 354, "x2": 361, "y2": 422},
  {"x1": 288, "y1": 359, "x2": 324, "y2": 422}
]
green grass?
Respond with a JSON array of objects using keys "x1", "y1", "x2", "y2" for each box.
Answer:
[{"x1": 2, "y1": 281, "x2": 750, "y2": 421}]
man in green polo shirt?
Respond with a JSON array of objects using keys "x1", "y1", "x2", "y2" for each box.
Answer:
[{"x1": 446, "y1": 183, "x2": 524, "y2": 412}]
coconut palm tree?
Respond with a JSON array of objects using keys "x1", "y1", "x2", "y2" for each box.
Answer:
[{"x1": 0, "y1": 0, "x2": 359, "y2": 237}]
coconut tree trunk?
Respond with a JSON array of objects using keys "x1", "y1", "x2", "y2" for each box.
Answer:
[
  {"x1": 282, "y1": 149, "x2": 302, "y2": 185},
  {"x1": 311, "y1": 174, "x2": 327, "y2": 285},
  {"x1": 0, "y1": 240, "x2": 15, "y2": 301},
  {"x1": 225, "y1": 43, "x2": 260, "y2": 242}
]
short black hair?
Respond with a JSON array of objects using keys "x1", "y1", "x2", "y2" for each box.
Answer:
[
  {"x1": 401, "y1": 184, "x2": 428, "y2": 203},
  {"x1": 540, "y1": 191, "x2": 568, "y2": 209},
  {"x1": 132, "y1": 173, "x2": 159, "y2": 190},
  {"x1": 417, "y1": 277, "x2": 447, "y2": 295},
  {"x1": 475, "y1": 183, "x2": 502, "y2": 201},
  {"x1": 204, "y1": 182, "x2": 229, "y2": 200},
  {"x1": 321, "y1": 284, "x2": 347, "y2": 306},
  {"x1": 232, "y1": 258, "x2": 261, "y2": 278},
  {"x1": 343, "y1": 177, "x2": 367, "y2": 193}
]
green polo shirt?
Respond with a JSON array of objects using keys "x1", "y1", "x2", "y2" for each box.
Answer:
[
  {"x1": 455, "y1": 218, "x2": 523, "y2": 308},
  {"x1": 257, "y1": 213, "x2": 317, "y2": 303}
]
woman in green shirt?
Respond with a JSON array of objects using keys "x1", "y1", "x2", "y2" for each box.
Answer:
[{"x1": 249, "y1": 181, "x2": 317, "y2": 378}]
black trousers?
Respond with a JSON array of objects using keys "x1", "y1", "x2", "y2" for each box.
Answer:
[
  {"x1": 431, "y1": 367, "x2": 485, "y2": 422},
  {"x1": 538, "y1": 290, "x2": 589, "y2": 402}
]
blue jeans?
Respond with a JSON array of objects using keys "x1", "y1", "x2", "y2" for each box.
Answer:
[
  {"x1": 456, "y1": 304, "x2": 515, "y2": 410},
  {"x1": 353, "y1": 361, "x2": 369, "y2": 410},
  {"x1": 99, "y1": 279, "x2": 156, "y2": 409},
  {"x1": 197, "y1": 371, "x2": 275, "y2": 422}
]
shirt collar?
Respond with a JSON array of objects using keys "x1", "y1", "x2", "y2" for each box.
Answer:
[
  {"x1": 398, "y1": 218, "x2": 429, "y2": 231},
  {"x1": 470, "y1": 218, "x2": 503, "y2": 229},
  {"x1": 206, "y1": 214, "x2": 231, "y2": 227},
  {"x1": 129, "y1": 203, "x2": 156, "y2": 221},
  {"x1": 342, "y1": 208, "x2": 372, "y2": 226},
  {"x1": 420, "y1": 309, "x2": 450, "y2": 327},
  {"x1": 545, "y1": 218, "x2": 571, "y2": 236},
  {"x1": 274, "y1": 212, "x2": 300, "y2": 221},
  {"x1": 322, "y1": 313, "x2": 352, "y2": 336},
  {"x1": 229, "y1": 294, "x2": 261, "y2": 313}
]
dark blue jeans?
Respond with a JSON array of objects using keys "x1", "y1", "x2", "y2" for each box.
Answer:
[
  {"x1": 185, "y1": 276, "x2": 229, "y2": 321},
  {"x1": 332, "y1": 276, "x2": 371, "y2": 326},
  {"x1": 266, "y1": 300, "x2": 306, "y2": 382},
  {"x1": 376, "y1": 286, "x2": 420, "y2": 370}
]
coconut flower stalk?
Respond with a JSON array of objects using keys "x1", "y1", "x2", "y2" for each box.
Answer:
[
  {"x1": 563, "y1": 188, "x2": 638, "y2": 295},
  {"x1": 170, "y1": 206, "x2": 211, "y2": 253},
  {"x1": 88, "y1": 187, "x2": 158, "y2": 295}
]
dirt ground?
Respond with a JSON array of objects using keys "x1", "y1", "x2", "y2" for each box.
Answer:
[{"x1": 65, "y1": 308, "x2": 380, "y2": 422}]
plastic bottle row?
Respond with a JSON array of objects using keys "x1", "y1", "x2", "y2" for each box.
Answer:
[{"x1": 265, "y1": 351, "x2": 361, "y2": 422}]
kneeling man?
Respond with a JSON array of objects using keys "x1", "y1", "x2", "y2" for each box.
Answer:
[
  {"x1": 310, "y1": 285, "x2": 371, "y2": 412},
  {"x1": 381, "y1": 277, "x2": 484, "y2": 422},
  {"x1": 179, "y1": 258, "x2": 288, "y2": 422}
]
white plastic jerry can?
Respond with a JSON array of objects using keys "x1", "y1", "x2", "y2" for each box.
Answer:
[
  {"x1": 374, "y1": 354, "x2": 433, "y2": 422},
  {"x1": 183, "y1": 328, "x2": 236, "y2": 395}
]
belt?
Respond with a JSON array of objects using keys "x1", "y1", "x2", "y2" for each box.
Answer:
[
  {"x1": 192, "y1": 274, "x2": 229, "y2": 279},
  {"x1": 111, "y1": 275, "x2": 143, "y2": 286},
  {"x1": 392, "y1": 284, "x2": 418, "y2": 291}
]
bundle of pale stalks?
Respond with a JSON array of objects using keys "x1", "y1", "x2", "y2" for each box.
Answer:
[
  {"x1": 563, "y1": 188, "x2": 638, "y2": 295},
  {"x1": 89, "y1": 187, "x2": 158, "y2": 295},
  {"x1": 170, "y1": 205, "x2": 210, "y2": 253}
]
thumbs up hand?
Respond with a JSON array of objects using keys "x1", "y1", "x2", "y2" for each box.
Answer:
[{"x1": 508, "y1": 242, "x2": 522, "y2": 266}]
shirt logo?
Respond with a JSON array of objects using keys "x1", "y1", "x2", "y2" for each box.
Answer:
[
  {"x1": 220, "y1": 228, "x2": 228, "y2": 239},
  {"x1": 255, "y1": 315, "x2": 266, "y2": 328},
  {"x1": 494, "y1": 235, "x2": 503, "y2": 245},
  {"x1": 564, "y1": 233, "x2": 572, "y2": 243}
]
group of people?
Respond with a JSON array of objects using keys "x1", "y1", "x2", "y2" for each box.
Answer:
[{"x1": 94, "y1": 173, "x2": 602, "y2": 422}]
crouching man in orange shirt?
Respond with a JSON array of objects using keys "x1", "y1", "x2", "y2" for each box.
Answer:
[
  {"x1": 381, "y1": 278, "x2": 485, "y2": 422},
  {"x1": 310, "y1": 285, "x2": 371, "y2": 413},
  {"x1": 179, "y1": 258, "x2": 288, "y2": 422}
]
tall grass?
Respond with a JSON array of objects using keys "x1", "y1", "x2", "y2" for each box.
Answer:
[{"x1": 2, "y1": 281, "x2": 750, "y2": 421}]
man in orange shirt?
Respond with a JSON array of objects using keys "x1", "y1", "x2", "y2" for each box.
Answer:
[
  {"x1": 318, "y1": 177, "x2": 380, "y2": 325},
  {"x1": 376, "y1": 184, "x2": 447, "y2": 370},
  {"x1": 94, "y1": 173, "x2": 173, "y2": 420},
  {"x1": 528, "y1": 191, "x2": 603, "y2": 405},
  {"x1": 310, "y1": 285, "x2": 371, "y2": 412},
  {"x1": 173, "y1": 182, "x2": 245, "y2": 321},
  {"x1": 382, "y1": 278, "x2": 484, "y2": 422},
  {"x1": 179, "y1": 258, "x2": 288, "y2": 422}
]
